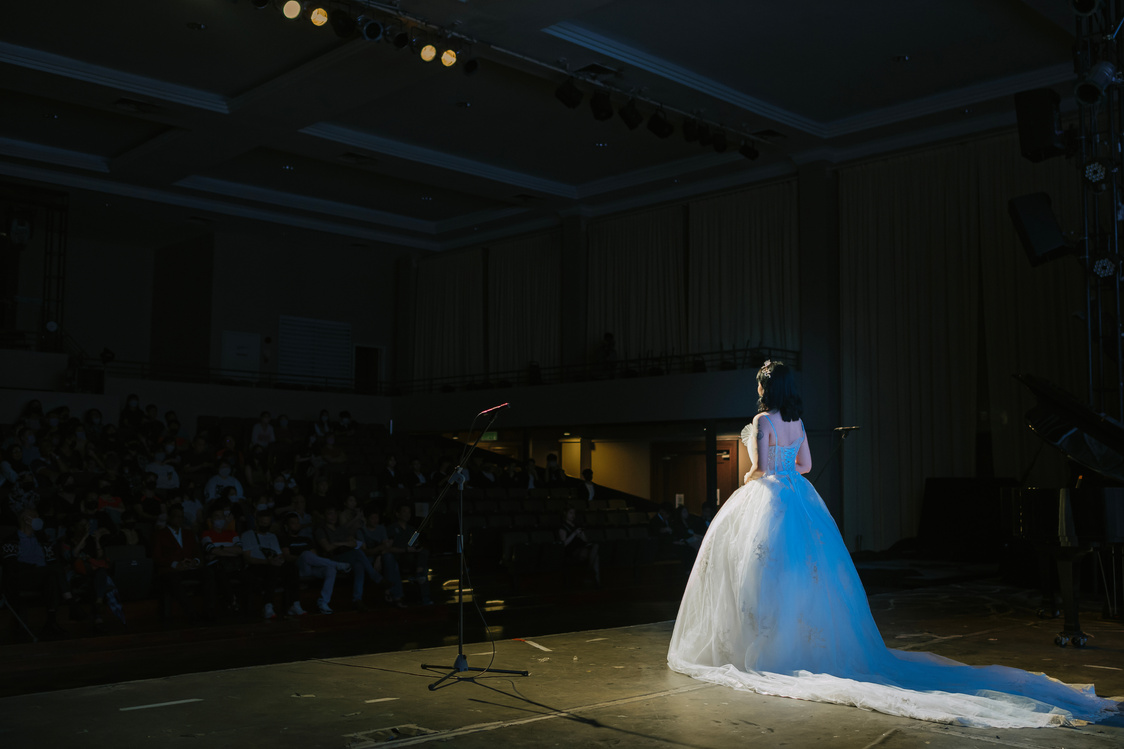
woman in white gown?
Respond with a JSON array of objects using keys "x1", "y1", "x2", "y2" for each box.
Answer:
[{"x1": 667, "y1": 361, "x2": 1118, "y2": 728}]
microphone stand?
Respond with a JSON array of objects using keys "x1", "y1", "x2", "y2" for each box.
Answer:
[
  {"x1": 811, "y1": 427, "x2": 859, "y2": 536},
  {"x1": 416, "y1": 409, "x2": 529, "y2": 690}
]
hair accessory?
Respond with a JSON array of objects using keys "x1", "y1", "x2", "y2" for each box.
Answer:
[{"x1": 760, "y1": 360, "x2": 772, "y2": 378}]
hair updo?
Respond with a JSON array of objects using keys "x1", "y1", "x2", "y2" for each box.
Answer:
[{"x1": 756, "y1": 360, "x2": 803, "y2": 422}]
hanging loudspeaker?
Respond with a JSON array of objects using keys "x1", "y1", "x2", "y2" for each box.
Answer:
[{"x1": 1008, "y1": 192, "x2": 1069, "y2": 266}]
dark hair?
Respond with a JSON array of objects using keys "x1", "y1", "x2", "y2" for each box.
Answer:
[{"x1": 756, "y1": 360, "x2": 803, "y2": 422}]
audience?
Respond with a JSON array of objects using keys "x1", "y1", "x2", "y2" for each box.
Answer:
[
  {"x1": 242, "y1": 509, "x2": 302, "y2": 619},
  {"x1": 558, "y1": 507, "x2": 600, "y2": 587}
]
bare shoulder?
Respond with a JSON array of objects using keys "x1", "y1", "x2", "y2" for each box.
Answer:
[{"x1": 752, "y1": 412, "x2": 771, "y2": 433}]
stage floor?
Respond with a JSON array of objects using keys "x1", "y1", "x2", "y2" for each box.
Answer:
[{"x1": 2, "y1": 581, "x2": 1123, "y2": 749}]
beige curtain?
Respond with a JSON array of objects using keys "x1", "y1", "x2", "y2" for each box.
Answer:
[
  {"x1": 838, "y1": 145, "x2": 981, "y2": 552},
  {"x1": 487, "y1": 231, "x2": 562, "y2": 375},
  {"x1": 412, "y1": 249, "x2": 485, "y2": 382},
  {"x1": 587, "y1": 206, "x2": 686, "y2": 367},
  {"x1": 972, "y1": 131, "x2": 1088, "y2": 485},
  {"x1": 687, "y1": 180, "x2": 800, "y2": 354}
]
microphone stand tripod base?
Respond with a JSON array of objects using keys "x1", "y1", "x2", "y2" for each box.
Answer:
[{"x1": 421, "y1": 653, "x2": 530, "y2": 691}]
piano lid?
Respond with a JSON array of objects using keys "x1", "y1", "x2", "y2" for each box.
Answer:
[{"x1": 1016, "y1": 374, "x2": 1124, "y2": 483}]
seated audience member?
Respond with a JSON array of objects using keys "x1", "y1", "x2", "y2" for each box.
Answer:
[
  {"x1": 339, "y1": 494, "x2": 362, "y2": 528},
  {"x1": 285, "y1": 494, "x2": 312, "y2": 532},
  {"x1": 558, "y1": 507, "x2": 600, "y2": 587},
  {"x1": 271, "y1": 462, "x2": 300, "y2": 494},
  {"x1": 543, "y1": 453, "x2": 566, "y2": 486},
  {"x1": 17, "y1": 426, "x2": 42, "y2": 468},
  {"x1": 266, "y1": 474, "x2": 294, "y2": 513},
  {"x1": 83, "y1": 408, "x2": 105, "y2": 444},
  {"x1": 182, "y1": 435, "x2": 216, "y2": 477},
  {"x1": 204, "y1": 461, "x2": 244, "y2": 502},
  {"x1": 180, "y1": 490, "x2": 205, "y2": 532},
  {"x1": 387, "y1": 503, "x2": 432, "y2": 604},
  {"x1": 475, "y1": 462, "x2": 499, "y2": 486},
  {"x1": 215, "y1": 435, "x2": 244, "y2": 472},
  {"x1": 523, "y1": 458, "x2": 541, "y2": 490},
  {"x1": 20, "y1": 398, "x2": 45, "y2": 434},
  {"x1": 105, "y1": 510, "x2": 142, "y2": 547},
  {"x1": 242, "y1": 510, "x2": 302, "y2": 619},
  {"x1": 152, "y1": 504, "x2": 216, "y2": 622},
  {"x1": 244, "y1": 445, "x2": 270, "y2": 490},
  {"x1": 379, "y1": 455, "x2": 404, "y2": 490},
  {"x1": 2, "y1": 507, "x2": 74, "y2": 636},
  {"x1": 335, "y1": 411, "x2": 357, "y2": 436},
  {"x1": 61, "y1": 518, "x2": 124, "y2": 628},
  {"x1": 581, "y1": 469, "x2": 596, "y2": 502},
  {"x1": 145, "y1": 451, "x2": 180, "y2": 490},
  {"x1": 649, "y1": 503, "x2": 674, "y2": 539},
  {"x1": 671, "y1": 504, "x2": 703, "y2": 555},
  {"x1": 132, "y1": 474, "x2": 166, "y2": 529},
  {"x1": 280, "y1": 512, "x2": 347, "y2": 614},
  {"x1": 314, "y1": 505, "x2": 382, "y2": 611},
  {"x1": 250, "y1": 411, "x2": 276, "y2": 450},
  {"x1": 313, "y1": 409, "x2": 333, "y2": 441},
  {"x1": 141, "y1": 403, "x2": 165, "y2": 446},
  {"x1": 200, "y1": 505, "x2": 245, "y2": 613},
  {"x1": 2, "y1": 445, "x2": 38, "y2": 521},
  {"x1": 307, "y1": 476, "x2": 335, "y2": 514},
  {"x1": 274, "y1": 414, "x2": 296, "y2": 451},
  {"x1": 70, "y1": 426, "x2": 104, "y2": 472},
  {"x1": 358, "y1": 507, "x2": 404, "y2": 607},
  {"x1": 429, "y1": 457, "x2": 454, "y2": 487},
  {"x1": 320, "y1": 435, "x2": 347, "y2": 467},
  {"x1": 500, "y1": 462, "x2": 523, "y2": 488},
  {"x1": 119, "y1": 394, "x2": 143, "y2": 436},
  {"x1": 161, "y1": 420, "x2": 188, "y2": 458}
]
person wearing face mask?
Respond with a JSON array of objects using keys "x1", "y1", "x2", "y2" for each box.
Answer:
[
  {"x1": 145, "y1": 451, "x2": 180, "y2": 490},
  {"x1": 2, "y1": 508, "x2": 74, "y2": 637},
  {"x1": 119, "y1": 395, "x2": 144, "y2": 436},
  {"x1": 201, "y1": 504, "x2": 246, "y2": 614},
  {"x1": 267, "y1": 477, "x2": 294, "y2": 515},
  {"x1": 204, "y1": 461, "x2": 245, "y2": 501},
  {"x1": 84, "y1": 408, "x2": 105, "y2": 443}
]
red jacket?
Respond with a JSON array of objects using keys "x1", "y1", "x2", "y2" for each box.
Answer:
[{"x1": 151, "y1": 526, "x2": 202, "y2": 571}]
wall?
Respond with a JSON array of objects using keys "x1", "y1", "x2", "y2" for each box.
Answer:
[
  {"x1": 211, "y1": 229, "x2": 400, "y2": 381},
  {"x1": 591, "y1": 440, "x2": 651, "y2": 500}
]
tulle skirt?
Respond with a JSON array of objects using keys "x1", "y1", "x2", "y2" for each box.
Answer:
[{"x1": 666, "y1": 473, "x2": 1119, "y2": 728}]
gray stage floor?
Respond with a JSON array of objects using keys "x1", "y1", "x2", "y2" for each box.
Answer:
[{"x1": 1, "y1": 581, "x2": 1122, "y2": 749}]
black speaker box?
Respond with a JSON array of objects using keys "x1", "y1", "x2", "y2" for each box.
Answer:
[{"x1": 1014, "y1": 88, "x2": 1065, "y2": 162}]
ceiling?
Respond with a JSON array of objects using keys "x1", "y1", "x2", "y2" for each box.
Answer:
[{"x1": 0, "y1": 0, "x2": 1078, "y2": 251}]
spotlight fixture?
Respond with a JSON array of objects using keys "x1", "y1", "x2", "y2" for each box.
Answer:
[
  {"x1": 696, "y1": 122, "x2": 713, "y2": 146},
  {"x1": 712, "y1": 130, "x2": 728, "y2": 152},
  {"x1": 555, "y1": 79, "x2": 583, "y2": 109},
  {"x1": 1093, "y1": 255, "x2": 1116, "y2": 278},
  {"x1": 619, "y1": 99, "x2": 643, "y2": 130},
  {"x1": 682, "y1": 117, "x2": 699, "y2": 142},
  {"x1": 1083, "y1": 157, "x2": 1116, "y2": 191},
  {"x1": 282, "y1": 0, "x2": 301, "y2": 20},
  {"x1": 251, "y1": 0, "x2": 271, "y2": 8},
  {"x1": 462, "y1": 58, "x2": 479, "y2": 75},
  {"x1": 420, "y1": 43, "x2": 437, "y2": 62},
  {"x1": 739, "y1": 141, "x2": 760, "y2": 160},
  {"x1": 647, "y1": 108, "x2": 674, "y2": 138},
  {"x1": 590, "y1": 90, "x2": 614, "y2": 121},
  {"x1": 392, "y1": 30, "x2": 410, "y2": 48},
  {"x1": 309, "y1": 6, "x2": 328, "y2": 27},
  {"x1": 441, "y1": 47, "x2": 458, "y2": 67},
  {"x1": 1076, "y1": 60, "x2": 1118, "y2": 106},
  {"x1": 357, "y1": 16, "x2": 384, "y2": 41},
  {"x1": 1071, "y1": 0, "x2": 1102, "y2": 16}
]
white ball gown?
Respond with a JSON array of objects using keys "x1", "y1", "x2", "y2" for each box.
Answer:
[{"x1": 666, "y1": 415, "x2": 1119, "y2": 728}]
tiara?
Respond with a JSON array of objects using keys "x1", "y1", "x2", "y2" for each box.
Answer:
[{"x1": 760, "y1": 360, "x2": 772, "y2": 378}]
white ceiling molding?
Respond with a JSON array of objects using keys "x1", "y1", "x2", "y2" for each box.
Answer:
[
  {"x1": 0, "y1": 42, "x2": 230, "y2": 114},
  {"x1": 300, "y1": 122, "x2": 580, "y2": 198},
  {"x1": 542, "y1": 22, "x2": 829, "y2": 137},
  {"x1": 174, "y1": 175, "x2": 436, "y2": 233},
  {"x1": 828, "y1": 64, "x2": 1073, "y2": 136},
  {"x1": 0, "y1": 136, "x2": 110, "y2": 173},
  {"x1": 0, "y1": 160, "x2": 441, "y2": 250}
]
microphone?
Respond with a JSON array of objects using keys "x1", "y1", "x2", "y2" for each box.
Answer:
[
  {"x1": 478, "y1": 402, "x2": 511, "y2": 415},
  {"x1": 833, "y1": 426, "x2": 861, "y2": 431}
]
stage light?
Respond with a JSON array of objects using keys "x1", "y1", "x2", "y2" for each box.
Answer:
[
  {"x1": 739, "y1": 141, "x2": 760, "y2": 160},
  {"x1": 1093, "y1": 256, "x2": 1116, "y2": 278},
  {"x1": 647, "y1": 108, "x2": 674, "y2": 138},
  {"x1": 1076, "y1": 60, "x2": 1117, "y2": 106},
  {"x1": 619, "y1": 99, "x2": 643, "y2": 130},
  {"x1": 1083, "y1": 157, "x2": 1116, "y2": 191},
  {"x1": 712, "y1": 130, "x2": 728, "y2": 152},
  {"x1": 441, "y1": 48, "x2": 457, "y2": 67},
  {"x1": 282, "y1": 0, "x2": 301, "y2": 20},
  {"x1": 309, "y1": 6, "x2": 328, "y2": 27},
  {"x1": 358, "y1": 17, "x2": 384, "y2": 41},
  {"x1": 590, "y1": 90, "x2": 613, "y2": 121},
  {"x1": 420, "y1": 43, "x2": 437, "y2": 62},
  {"x1": 1072, "y1": 0, "x2": 1102, "y2": 16},
  {"x1": 251, "y1": 0, "x2": 271, "y2": 9},
  {"x1": 462, "y1": 58, "x2": 479, "y2": 76},
  {"x1": 682, "y1": 117, "x2": 699, "y2": 142},
  {"x1": 555, "y1": 79, "x2": 583, "y2": 109},
  {"x1": 392, "y1": 30, "x2": 410, "y2": 48}
]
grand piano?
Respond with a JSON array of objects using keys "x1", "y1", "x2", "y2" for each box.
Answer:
[{"x1": 1005, "y1": 374, "x2": 1124, "y2": 647}]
